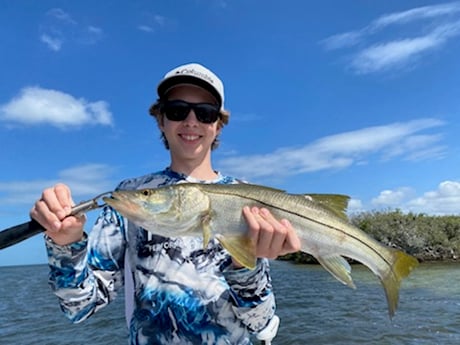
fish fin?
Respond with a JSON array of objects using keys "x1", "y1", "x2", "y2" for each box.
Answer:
[
  {"x1": 380, "y1": 249, "x2": 419, "y2": 319},
  {"x1": 201, "y1": 211, "x2": 213, "y2": 248},
  {"x1": 307, "y1": 194, "x2": 350, "y2": 221},
  {"x1": 216, "y1": 234, "x2": 257, "y2": 270},
  {"x1": 316, "y1": 254, "x2": 356, "y2": 289}
]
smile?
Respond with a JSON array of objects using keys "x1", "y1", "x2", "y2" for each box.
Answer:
[{"x1": 180, "y1": 134, "x2": 201, "y2": 141}]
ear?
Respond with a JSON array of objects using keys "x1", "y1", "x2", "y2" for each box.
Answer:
[
  {"x1": 216, "y1": 121, "x2": 223, "y2": 135},
  {"x1": 157, "y1": 114, "x2": 165, "y2": 130}
]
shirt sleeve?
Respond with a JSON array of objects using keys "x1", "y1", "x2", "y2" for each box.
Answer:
[
  {"x1": 45, "y1": 206, "x2": 126, "y2": 323},
  {"x1": 222, "y1": 258, "x2": 276, "y2": 333}
]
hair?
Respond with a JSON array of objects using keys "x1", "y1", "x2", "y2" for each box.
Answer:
[{"x1": 149, "y1": 98, "x2": 230, "y2": 150}]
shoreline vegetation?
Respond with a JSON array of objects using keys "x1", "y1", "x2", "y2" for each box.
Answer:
[{"x1": 279, "y1": 209, "x2": 460, "y2": 264}]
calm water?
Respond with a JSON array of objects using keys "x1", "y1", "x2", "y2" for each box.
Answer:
[{"x1": 0, "y1": 261, "x2": 459, "y2": 345}]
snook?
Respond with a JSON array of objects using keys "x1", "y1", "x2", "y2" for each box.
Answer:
[{"x1": 103, "y1": 183, "x2": 418, "y2": 318}]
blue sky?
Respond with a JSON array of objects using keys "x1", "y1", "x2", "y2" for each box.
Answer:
[{"x1": 1, "y1": 0, "x2": 460, "y2": 266}]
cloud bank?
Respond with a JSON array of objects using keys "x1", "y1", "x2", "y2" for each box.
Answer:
[
  {"x1": 0, "y1": 86, "x2": 113, "y2": 129},
  {"x1": 217, "y1": 118, "x2": 445, "y2": 179},
  {"x1": 322, "y1": 2, "x2": 460, "y2": 73},
  {"x1": 369, "y1": 181, "x2": 460, "y2": 215},
  {"x1": 0, "y1": 164, "x2": 115, "y2": 207}
]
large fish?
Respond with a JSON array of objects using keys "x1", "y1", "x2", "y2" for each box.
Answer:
[{"x1": 103, "y1": 183, "x2": 418, "y2": 318}]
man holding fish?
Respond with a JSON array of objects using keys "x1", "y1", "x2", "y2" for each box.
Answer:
[{"x1": 30, "y1": 63, "x2": 302, "y2": 345}]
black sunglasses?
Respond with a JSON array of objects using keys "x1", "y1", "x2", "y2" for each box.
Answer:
[{"x1": 160, "y1": 100, "x2": 221, "y2": 124}]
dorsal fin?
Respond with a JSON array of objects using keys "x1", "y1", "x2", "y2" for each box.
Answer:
[{"x1": 306, "y1": 194, "x2": 350, "y2": 221}]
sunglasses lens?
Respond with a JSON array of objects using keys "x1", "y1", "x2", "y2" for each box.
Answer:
[
  {"x1": 162, "y1": 101, "x2": 190, "y2": 121},
  {"x1": 194, "y1": 104, "x2": 220, "y2": 124},
  {"x1": 162, "y1": 101, "x2": 220, "y2": 124}
]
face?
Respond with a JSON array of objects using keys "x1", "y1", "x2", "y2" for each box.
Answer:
[{"x1": 159, "y1": 84, "x2": 221, "y2": 163}]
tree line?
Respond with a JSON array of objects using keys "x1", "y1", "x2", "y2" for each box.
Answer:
[{"x1": 279, "y1": 209, "x2": 460, "y2": 264}]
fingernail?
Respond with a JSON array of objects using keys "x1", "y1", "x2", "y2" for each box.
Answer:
[
  {"x1": 281, "y1": 219, "x2": 290, "y2": 225},
  {"x1": 260, "y1": 208, "x2": 269, "y2": 216},
  {"x1": 53, "y1": 221, "x2": 61, "y2": 231}
]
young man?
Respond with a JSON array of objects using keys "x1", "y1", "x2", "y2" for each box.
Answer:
[{"x1": 30, "y1": 63, "x2": 301, "y2": 345}]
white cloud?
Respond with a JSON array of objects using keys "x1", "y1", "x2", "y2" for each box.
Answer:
[
  {"x1": 351, "y1": 21, "x2": 460, "y2": 73},
  {"x1": 47, "y1": 8, "x2": 77, "y2": 24},
  {"x1": 370, "y1": 181, "x2": 460, "y2": 215},
  {"x1": 347, "y1": 198, "x2": 365, "y2": 214},
  {"x1": 406, "y1": 181, "x2": 460, "y2": 215},
  {"x1": 351, "y1": 35, "x2": 439, "y2": 74},
  {"x1": 372, "y1": 2, "x2": 460, "y2": 28},
  {"x1": 372, "y1": 187, "x2": 415, "y2": 207},
  {"x1": 138, "y1": 25, "x2": 154, "y2": 33},
  {"x1": 0, "y1": 164, "x2": 116, "y2": 207},
  {"x1": 322, "y1": 31, "x2": 365, "y2": 50},
  {"x1": 153, "y1": 15, "x2": 166, "y2": 26},
  {"x1": 322, "y1": 2, "x2": 460, "y2": 74},
  {"x1": 138, "y1": 14, "x2": 167, "y2": 33},
  {"x1": 40, "y1": 34, "x2": 63, "y2": 51},
  {"x1": 58, "y1": 164, "x2": 116, "y2": 195},
  {"x1": 80, "y1": 25, "x2": 104, "y2": 44},
  {"x1": 0, "y1": 86, "x2": 113, "y2": 128},
  {"x1": 217, "y1": 118, "x2": 445, "y2": 180},
  {"x1": 40, "y1": 8, "x2": 103, "y2": 50}
]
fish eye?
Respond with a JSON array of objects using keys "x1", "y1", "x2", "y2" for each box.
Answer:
[{"x1": 142, "y1": 190, "x2": 150, "y2": 196}]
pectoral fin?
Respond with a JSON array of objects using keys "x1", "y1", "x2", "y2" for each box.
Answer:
[
  {"x1": 201, "y1": 211, "x2": 213, "y2": 248},
  {"x1": 216, "y1": 234, "x2": 257, "y2": 270},
  {"x1": 317, "y1": 254, "x2": 356, "y2": 289}
]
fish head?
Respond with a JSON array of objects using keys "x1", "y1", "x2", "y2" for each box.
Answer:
[
  {"x1": 103, "y1": 184, "x2": 211, "y2": 235},
  {"x1": 104, "y1": 189, "x2": 173, "y2": 227}
]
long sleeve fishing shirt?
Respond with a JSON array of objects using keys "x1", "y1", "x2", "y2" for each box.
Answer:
[{"x1": 45, "y1": 168, "x2": 276, "y2": 345}]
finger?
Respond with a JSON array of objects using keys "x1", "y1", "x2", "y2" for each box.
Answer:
[
  {"x1": 61, "y1": 212, "x2": 87, "y2": 230},
  {"x1": 259, "y1": 209, "x2": 290, "y2": 255},
  {"x1": 281, "y1": 220, "x2": 302, "y2": 254},
  {"x1": 253, "y1": 210, "x2": 276, "y2": 255},
  {"x1": 32, "y1": 199, "x2": 62, "y2": 232},
  {"x1": 54, "y1": 183, "x2": 73, "y2": 214},
  {"x1": 258, "y1": 208, "x2": 277, "y2": 223},
  {"x1": 41, "y1": 187, "x2": 67, "y2": 220},
  {"x1": 242, "y1": 206, "x2": 261, "y2": 237},
  {"x1": 269, "y1": 228, "x2": 288, "y2": 255}
]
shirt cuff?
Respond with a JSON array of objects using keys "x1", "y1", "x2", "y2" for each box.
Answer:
[{"x1": 45, "y1": 233, "x2": 88, "y2": 264}]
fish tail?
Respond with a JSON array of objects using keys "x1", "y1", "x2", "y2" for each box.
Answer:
[{"x1": 381, "y1": 249, "x2": 419, "y2": 319}]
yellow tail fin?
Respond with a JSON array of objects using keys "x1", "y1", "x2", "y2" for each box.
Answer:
[{"x1": 381, "y1": 250, "x2": 419, "y2": 318}]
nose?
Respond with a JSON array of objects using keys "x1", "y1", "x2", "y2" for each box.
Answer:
[{"x1": 182, "y1": 109, "x2": 199, "y2": 125}]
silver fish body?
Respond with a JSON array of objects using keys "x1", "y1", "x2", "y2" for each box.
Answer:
[{"x1": 103, "y1": 182, "x2": 418, "y2": 318}]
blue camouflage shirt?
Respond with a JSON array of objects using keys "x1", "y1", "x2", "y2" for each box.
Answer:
[{"x1": 46, "y1": 168, "x2": 275, "y2": 345}]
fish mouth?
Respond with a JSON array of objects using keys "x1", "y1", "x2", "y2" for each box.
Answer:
[
  {"x1": 103, "y1": 192, "x2": 139, "y2": 215},
  {"x1": 103, "y1": 191, "x2": 126, "y2": 204}
]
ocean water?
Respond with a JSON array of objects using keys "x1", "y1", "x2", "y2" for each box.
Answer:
[{"x1": 0, "y1": 260, "x2": 459, "y2": 344}]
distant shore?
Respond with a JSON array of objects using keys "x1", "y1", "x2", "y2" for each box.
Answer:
[{"x1": 280, "y1": 209, "x2": 460, "y2": 264}]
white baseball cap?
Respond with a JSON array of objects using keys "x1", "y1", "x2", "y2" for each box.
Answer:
[{"x1": 157, "y1": 63, "x2": 225, "y2": 110}]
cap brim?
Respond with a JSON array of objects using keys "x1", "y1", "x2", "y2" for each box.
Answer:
[{"x1": 158, "y1": 75, "x2": 222, "y2": 108}]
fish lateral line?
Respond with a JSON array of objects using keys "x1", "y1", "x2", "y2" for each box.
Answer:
[{"x1": 198, "y1": 184, "x2": 399, "y2": 270}]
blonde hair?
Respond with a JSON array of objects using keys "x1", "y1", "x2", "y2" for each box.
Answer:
[{"x1": 149, "y1": 99, "x2": 230, "y2": 150}]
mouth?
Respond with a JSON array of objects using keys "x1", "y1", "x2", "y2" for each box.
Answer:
[
  {"x1": 103, "y1": 193, "x2": 141, "y2": 218},
  {"x1": 179, "y1": 134, "x2": 201, "y2": 142},
  {"x1": 103, "y1": 194, "x2": 120, "y2": 207},
  {"x1": 103, "y1": 191, "x2": 131, "y2": 207}
]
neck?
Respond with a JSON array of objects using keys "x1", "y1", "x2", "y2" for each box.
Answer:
[{"x1": 169, "y1": 157, "x2": 218, "y2": 181}]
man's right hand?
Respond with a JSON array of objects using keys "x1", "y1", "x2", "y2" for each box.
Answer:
[{"x1": 30, "y1": 183, "x2": 86, "y2": 246}]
